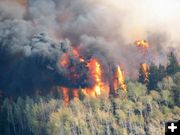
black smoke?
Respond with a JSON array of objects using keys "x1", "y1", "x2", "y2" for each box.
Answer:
[
  {"x1": 0, "y1": 0, "x2": 179, "y2": 96},
  {"x1": 0, "y1": 31, "x2": 91, "y2": 96}
]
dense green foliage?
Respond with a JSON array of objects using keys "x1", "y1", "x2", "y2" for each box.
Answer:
[
  {"x1": 0, "y1": 52, "x2": 180, "y2": 135},
  {"x1": 138, "y1": 52, "x2": 180, "y2": 91}
]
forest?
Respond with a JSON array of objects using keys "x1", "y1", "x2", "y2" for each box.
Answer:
[
  {"x1": 1, "y1": 0, "x2": 180, "y2": 135},
  {"x1": 0, "y1": 52, "x2": 180, "y2": 135}
]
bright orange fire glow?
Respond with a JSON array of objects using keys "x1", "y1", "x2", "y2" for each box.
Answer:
[
  {"x1": 60, "y1": 53, "x2": 69, "y2": 68},
  {"x1": 72, "y1": 48, "x2": 85, "y2": 62},
  {"x1": 72, "y1": 48, "x2": 80, "y2": 58},
  {"x1": 113, "y1": 65, "x2": 127, "y2": 93},
  {"x1": 141, "y1": 63, "x2": 149, "y2": 83},
  {"x1": 82, "y1": 58, "x2": 109, "y2": 97},
  {"x1": 88, "y1": 59, "x2": 102, "y2": 96},
  {"x1": 135, "y1": 40, "x2": 149, "y2": 49},
  {"x1": 62, "y1": 87, "x2": 69, "y2": 106},
  {"x1": 82, "y1": 88, "x2": 96, "y2": 97},
  {"x1": 135, "y1": 40, "x2": 149, "y2": 83}
]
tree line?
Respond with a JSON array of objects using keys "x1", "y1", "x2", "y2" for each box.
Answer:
[{"x1": 0, "y1": 52, "x2": 179, "y2": 135}]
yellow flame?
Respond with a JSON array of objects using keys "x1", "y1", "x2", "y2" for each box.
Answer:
[
  {"x1": 93, "y1": 61, "x2": 102, "y2": 96},
  {"x1": 114, "y1": 65, "x2": 127, "y2": 92},
  {"x1": 117, "y1": 65, "x2": 127, "y2": 91},
  {"x1": 141, "y1": 63, "x2": 149, "y2": 83},
  {"x1": 134, "y1": 40, "x2": 149, "y2": 83},
  {"x1": 135, "y1": 40, "x2": 149, "y2": 48},
  {"x1": 83, "y1": 58, "x2": 109, "y2": 97}
]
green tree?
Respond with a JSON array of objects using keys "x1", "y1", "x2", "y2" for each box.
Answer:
[
  {"x1": 172, "y1": 72, "x2": 180, "y2": 106},
  {"x1": 128, "y1": 82, "x2": 147, "y2": 102},
  {"x1": 150, "y1": 90, "x2": 161, "y2": 102},
  {"x1": 138, "y1": 65, "x2": 148, "y2": 84},
  {"x1": 166, "y1": 52, "x2": 180, "y2": 75},
  {"x1": 173, "y1": 72, "x2": 180, "y2": 86},
  {"x1": 158, "y1": 64, "x2": 166, "y2": 81},
  {"x1": 147, "y1": 63, "x2": 159, "y2": 90},
  {"x1": 158, "y1": 76, "x2": 174, "y2": 90},
  {"x1": 160, "y1": 90, "x2": 174, "y2": 106}
]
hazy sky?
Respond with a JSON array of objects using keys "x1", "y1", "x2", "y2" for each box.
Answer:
[
  {"x1": 98, "y1": 0, "x2": 180, "y2": 43},
  {"x1": 0, "y1": 0, "x2": 180, "y2": 73}
]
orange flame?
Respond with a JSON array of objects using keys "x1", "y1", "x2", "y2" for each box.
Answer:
[
  {"x1": 72, "y1": 48, "x2": 80, "y2": 58},
  {"x1": 82, "y1": 88, "x2": 96, "y2": 97},
  {"x1": 59, "y1": 49, "x2": 111, "y2": 100},
  {"x1": 88, "y1": 59, "x2": 102, "y2": 96},
  {"x1": 73, "y1": 88, "x2": 79, "y2": 102},
  {"x1": 82, "y1": 58, "x2": 109, "y2": 97},
  {"x1": 60, "y1": 53, "x2": 69, "y2": 68},
  {"x1": 72, "y1": 48, "x2": 85, "y2": 62},
  {"x1": 141, "y1": 63, "x2": 149, "y2": 83},
  {"x1": 135, "y1": 40, "x2": 149, "y2": 83},
  {"x1": 114, "y1": 65, "x2": 127, "y2": 92},
  {"x1": 62, "y1": 87, "x2": 69, "y2": 106},
  {"x1": 135, "y1": 40, "x2": 149, "y2": 48}
]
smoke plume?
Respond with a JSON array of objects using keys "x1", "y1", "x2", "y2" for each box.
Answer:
[{"x1": 0, "y1": 0, "x2": 179, "y2": 95}]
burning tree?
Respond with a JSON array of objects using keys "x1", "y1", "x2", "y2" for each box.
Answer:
[
  {"x1": 56, "y1": 43, "x2": 128, "y2": 104},
  {"x1": 82, "y1": 58, "x2": 110, "y2": 97},
  {"x1": 135, "y1": 40, "x2": 150, "y2": 85},
  {"x1": 138, "y1": 63, "x2": 149, "y2": 84},
  {"x1": 113, "y1": 65, "x2": 127, "y2": 95}
]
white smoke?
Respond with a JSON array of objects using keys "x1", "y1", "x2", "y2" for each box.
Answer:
[
  {"x1": 0, "y1": 0, "x2": 180, "y2": 85},
  {"x1": 52, "y1": 0, "x2": 180, "y2": 67}
]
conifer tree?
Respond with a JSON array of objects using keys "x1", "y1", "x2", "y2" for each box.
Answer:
[
  {"x1": 147, "y1": 63, "x2": 159, "y2": 90},
  {"x1": 138, "y1": 65, "x2": 148, "y2": 84},
  {"x1": 166, "y1": 52, "x2": 179, "y2": 75},
  {"x1": 158, "y1": 64, "x2": 166, "y2": 81}
]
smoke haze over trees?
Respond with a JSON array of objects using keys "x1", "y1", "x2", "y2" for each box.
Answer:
[
  {"x1": 0, "y1": 0, "x2": 180, "y2": 95},
  {"x1": 0, "y1": 0, "x2": 180, "y2": 135}
]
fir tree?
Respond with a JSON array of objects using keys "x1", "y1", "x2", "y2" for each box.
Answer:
[
  {"x1": 166, "y1": 52, "x2": 179, "y2": 75},
  {"x1": 138, "y1": 64, "x2": 148, "y2": 84},
  {"x1": 158, "y1": 64, "x2": 166, "y2": 81},
  {"x1": 147, "y1": 63, "x2": 159, "y2": 90}
]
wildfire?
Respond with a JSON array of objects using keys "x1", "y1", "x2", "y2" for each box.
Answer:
[
  {"x1": 82, "y1": 88, "x2": 96, "y2": 97},
  {"x1": 82, "y1": 58, "x2": 109, "y2": 97},
  {"x1": 113, "y1": 65, "x2": 127, "y2": 93},
  {"x1": 135, "y1": 40, "x2": 149, "y2": 49},
  {"x1": 72, "y1": 48, "x2": 85, "y2": 62},
  {"x1": 73, "y1": 89, "x2": 79, "y2": 102},
  {"x1": 72, "y1": 48, "x2": 80, "y2": 58},
  {"x1": 60, "y1": 53, "x2": 69, "y2": 68},
  {"x1": 58, "y1": 48, "x2": 129, "y2": 102},
  {"x1": 135, "y1": 39, "x2": 150, "y2": 84},
  {"x1": 88, "y1": 59, "x2": 102, "y2": 96},
  {"x1": 62, "y1": 87, "x2": 69, "y2": 106},
  {"x1": 141, "y1": 63, "x2": 149, "y2": 83}
]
